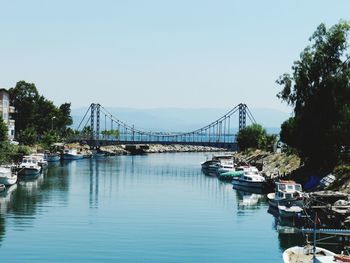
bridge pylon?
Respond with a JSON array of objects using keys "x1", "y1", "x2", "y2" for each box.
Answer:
[{"x1": 238, "y1": 103, "x2": 247, "y2": 130}]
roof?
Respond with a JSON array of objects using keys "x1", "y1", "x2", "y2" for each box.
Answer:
[{"x1": 0, "y1": 88, "x2": 9, "y2": 94}]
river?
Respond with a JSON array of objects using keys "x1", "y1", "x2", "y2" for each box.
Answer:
[{"x1": 0, "y1": 152, "x2": 302, "y2": 262}]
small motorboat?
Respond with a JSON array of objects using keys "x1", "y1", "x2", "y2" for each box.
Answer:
[
  {"x1": 31, "y1": 153, "x2": 48, "y2": 169},
  {"x1": 278, "y1": 204, "x2": 303, "y2": 218},
  {"x1": 63, "y1": 149, "x2": 84, "y2": 160},
  {"x1": 17, "y1": 156, "x2": 42, "y2": 176},
  {"x1": 0, "y1": 184, "x2": 5, "y2": 192},
  {"x1": 46, "y1": 153, "x2": 61, "y2": 162},
  {"x1": 0, "y1": 165, "x2": 17, "y2": 186},
  {"x1": 283, "y1": 244, "x2": 336, "y2": 262},
  {"x1": 232, "y1": 169, "x2": 266, "y2": 189},
  {"x1": 267, "y1": 180, "x2": 304, "y2": 209},
  {"x1": 218, "y1": 170, "x2": 244, "y2": 181}
]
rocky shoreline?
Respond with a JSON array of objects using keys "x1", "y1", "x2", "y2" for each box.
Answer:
[{"x1": 94, "y1": 143, "x2": 229, "y2": 154}]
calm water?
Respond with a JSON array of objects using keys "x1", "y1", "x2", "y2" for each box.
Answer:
[{"x1": 0, "y1": 153, "x2": 301, "y2": 262}]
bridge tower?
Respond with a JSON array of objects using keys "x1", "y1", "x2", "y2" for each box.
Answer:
[
  {"x1": 96, "y1": 104, "x2": 100, "y2": 140},
  {"x1": 238, "y1": 103, "x2": 247, "y2": 130},
  {"x1": 90, "y1": 103, "x2": 101, "y2": 140},
  {"x1": 90, "y1": 103, "x2": 95, "y2": 140}
]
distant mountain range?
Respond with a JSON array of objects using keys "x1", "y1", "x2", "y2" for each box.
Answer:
[{"x1": 71, "y1": 107, "x2": 292, "y2": 135}]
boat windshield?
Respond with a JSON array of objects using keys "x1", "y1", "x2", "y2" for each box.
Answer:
[
  {"x1": 295, "y1": 185, "x2": 302, "y2": 191},
  {"x1": 278, "y1": 184, "x2": 286, "y2": 191}
]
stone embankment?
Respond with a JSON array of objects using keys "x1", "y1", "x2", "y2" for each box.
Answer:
[
  {"x1": 233, "y1": 149, "x2": 301, "y2": 178},
  {"x1": 144, "y1": 144, "x2": 227, "y2": 153},
  {"x1": 100, "y1": 144, "x2": 227, "y2": 154}
]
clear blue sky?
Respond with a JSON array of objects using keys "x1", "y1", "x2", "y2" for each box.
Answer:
[{"x1": 1, "y1": 0, "x2": 349, "y2": 112}]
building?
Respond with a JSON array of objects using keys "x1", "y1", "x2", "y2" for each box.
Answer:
[{"x1": 0, "y1": 89, "x2": 15, "y2": 140}]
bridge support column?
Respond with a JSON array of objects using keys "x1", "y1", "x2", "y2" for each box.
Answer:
[
  {"x1": 239, "y1": 103, "x2": 247, "y2": 130},
  {"x1": 90, "y1": 103, "x2": 95, "y2": 140},
  {"x1": 96, "y1": 104, "x2": 100, "y2": 140}
]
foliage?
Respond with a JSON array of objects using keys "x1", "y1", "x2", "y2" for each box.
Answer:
[
  {"x1": 41, "y1": 130, "x2": 61, "y2": 148},
  {"x1": 17, "y1": 127, "x2": 37, "y2": 145},
  {"x1": 0, "y1": 141, "x2": 31, "y2": 164},
  {"x1": 101, "y1": 129, "x2": 120, "y2": 139},
  {"x1": 236, "y1": 124, "x2": 270, "y2": 151},
  {"x1": 0, "y1": 116, "x2": 8, "y2": 142},
  {"x1": 277, "y1": 21, "x2": 350, "y2": 168},
  {"x1": 9, "y1": 81, "x2": 72, "y2": 146}
]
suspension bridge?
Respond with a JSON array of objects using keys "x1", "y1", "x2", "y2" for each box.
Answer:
[{"x1": 74, "y1": 103, "x2": 257, "y2": 149}]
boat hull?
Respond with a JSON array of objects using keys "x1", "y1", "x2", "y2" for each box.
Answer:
[
  {"x1": 18, "y1": 168, "x2": 41, "y2": 177},
  {"x1": 283, "y1": 245, "x2": 335, "y2": 263},
  {"x1": 63, "y1": 154, "x2": 84, "y2": 160},
  {"x1": 0, "y1": 175, "x2": 17, "y2": 186},
  {"x1": 267, "y1": 193, "x2": 304, "y2": 209},
  {"x1": 232, "y1": 179, "x2": 265, "y2": 189}
]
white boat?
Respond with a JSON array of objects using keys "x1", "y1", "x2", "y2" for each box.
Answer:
[
  {"x1": 283, "y1": 244, "x2": 336, "y2": 263},
  {"x1": 278, "y1": 204, "x2": 303, "y2": 218},
  {"x1": 267, "y1": 180, "x2": 304, "y2": 210},
  {"x1": 31, "y1": 153, "x2": 48, "y2": 169},
  {"x1": 63, "y1": 149, "x2": 84, "y2": 160},
  {"x1": 17, "y1": 156, "x2": 42, "y2": 176},
  {"x1": 0, "y1": 165, "x2": 17, "y2": 186},
  {"x1": 217, "y1": 159, "x2": 236, "y2": 174},
  {"x1": 0, "y1": 184, "x2": 5, "y2": 192},
  {"x1": 232, "y1": 169, "x2": 266, "y2": 189}
]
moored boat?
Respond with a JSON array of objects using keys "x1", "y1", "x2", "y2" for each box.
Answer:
[
  {"x1": 46, "y1": 153, "x2": 61, "y2": 162},
  {"x1": 0, "y1": 184, "x2": 5, "y2": 192},
  {"x1": 31, "y1": 153, "x2": 48, "y2": 169},
  {"x1": 218, "y1": 170, "x2": 244, "y2": 181},
  {"x1": 267, "y1": 180, "x2": 304, "y2": 210},
  {"x1": 63, "y1": 149, "x2": 84, "y2": 160},
  {"x1": 17, "y1": 156, "x2": 42, "y2": 176},
  {"x1": 283, "y1": 244, "x2": 336, "y2": 263},
  {"x1": 278, "y1": 204, "x2": 303, "y2": 218},
  {"x1": 0, "y1": 165, "x2": 17, "y2": 186},
  {"x1": 232, "y1": 169, "x2": 266, "y2": 189}
]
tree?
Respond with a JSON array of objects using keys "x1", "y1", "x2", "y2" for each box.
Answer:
[
  {"x1": 18, "y1": 127, "x2": 37, "y2": 145},
  {"x1": 9, "y1": 80, "x2": 73, "y2": 145},
  {"x1": 236, "y1": 124, "x2": 267, "y2": 151},
  {"x1": 9, "y1": 81, "x2": 39, "y2": 133},
  {"x1": 277, "y1": 21, "x2": 350, "y2": 168},
  {"x1": 0, "y1": 116, "x2": 8, "y2": 142}
]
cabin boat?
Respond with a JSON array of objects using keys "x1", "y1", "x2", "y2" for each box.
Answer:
[
  {"x1": 0, "y1": 165, "x2": 17, "y2": 186},
  {"x1": 17, "y1": 156, "x2": 41, "y2": 176},
  {"x1": 63, "y1": 149, "x2": 84, "y2": 160},
  {"x1": 31, "y1": 153, "x2": 48, "y2": 169},
  {"x1": 46, "y1": 153, "x2": 61, "y2": 162},
  {"x1": 217, "y1": 159, "x2": 236, "y2": 174},
  {"x1": 267, "y1": 180, "x2": 304, "y2": 210},
  {"x1": 232, "y1": 169, "x2": 266, "y2": 189},
  {"x1": 268, "y1": 180, "x2": 304, "y2": 218},
  {"x1": 0, "y1": 184, "x2": 5, "y2": 192}
]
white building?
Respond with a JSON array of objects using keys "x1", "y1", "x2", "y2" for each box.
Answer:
[{"x1": 0, "y1": 89, "x2": 15, "y2": 140}]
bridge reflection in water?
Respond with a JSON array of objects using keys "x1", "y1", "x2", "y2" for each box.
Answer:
[{"x1": 75, "y1": 103, "x2": 256, "y2": 149}]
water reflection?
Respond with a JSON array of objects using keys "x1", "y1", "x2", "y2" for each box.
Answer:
[
  {"x1": 0, "y1": 184, "x2": 17, "y2": 214},
  {"x1": 0, "y1": 153, "x2": 306, "y2": 262},
  {"x1": 0, "y1": 162, "x2": 70, "y2": 246},
  {"x1": 236, "y1": 190, "x2": 265, "y2": 209}
]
